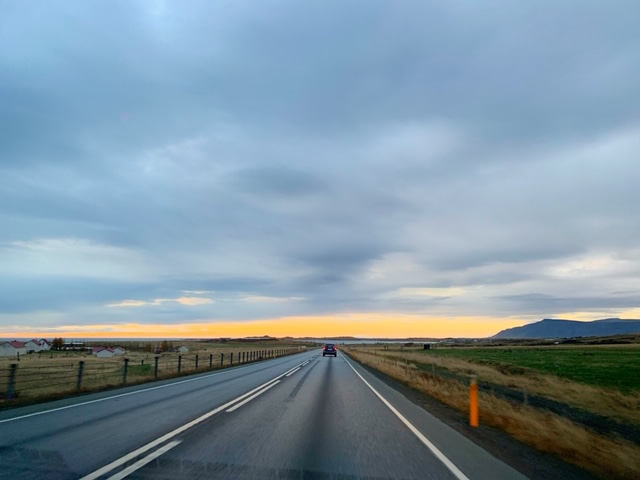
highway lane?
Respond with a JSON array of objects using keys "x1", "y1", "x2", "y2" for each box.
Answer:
[
  {"x1": 0, "y1": 351, "x2": 316, "y2": 479},
  {"x1": 0, "y1": 350, "x2": 527, "y2": 480}
]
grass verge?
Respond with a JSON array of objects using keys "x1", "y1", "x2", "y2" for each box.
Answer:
[
  {"x1": 372, "y1": 347, "x2": 640, "y2": 426},
  {"x1": 418, "y1": 346, "x2": 640, "y2": 392},
  {"x1": 0, "y1": 347, "x2": 303, "y2": 409},
  {"x1": 345, "y1": 347, "x2": 640, "y2": 479}
]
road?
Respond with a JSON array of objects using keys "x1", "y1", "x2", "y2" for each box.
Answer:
[{"x1": 0, "y1": 350, "x2": 527, "y2": 480}]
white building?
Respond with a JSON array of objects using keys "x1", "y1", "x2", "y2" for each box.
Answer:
[
  {"x1": 95, "y1": 348, "x2": 115, "y2": 358},
  {"x1": 0, "y1": 341, "x2": 28, "y2": 357},
  {"x1": 176, "y1": 346, "x2": 189, "y2": 353},
  {"x1": 25, "y1": 339, "x2": 48, "y2": 353},
  {"x1": 92, "y1": 346, "x2": 125, "y2": 358}
]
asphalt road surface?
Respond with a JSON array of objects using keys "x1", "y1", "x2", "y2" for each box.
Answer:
[{"x1": 0, "y1": 350, "x2": 527, "y2": 480}]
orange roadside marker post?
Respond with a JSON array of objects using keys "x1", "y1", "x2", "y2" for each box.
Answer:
[{"x1": 470, "y1": 375, "x2": 479, "y2": 427}]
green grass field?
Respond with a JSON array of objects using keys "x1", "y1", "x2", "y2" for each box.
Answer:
[{"x1": 420, "y1": 346, "x2": 640, "y2": 392}]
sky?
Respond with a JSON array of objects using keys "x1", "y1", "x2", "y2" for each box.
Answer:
[{"x1": 1, "y1": 1, "x2": 640, "y2": 338}]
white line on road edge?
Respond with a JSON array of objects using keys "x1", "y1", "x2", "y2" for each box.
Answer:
[
  {"x1": 106, "y1": 440, "x2": 181, "y2": 480},
  {"x1": 0, "y1": 354, "x2": 306, "y2": 425},
  {"x1": 285, "y1": 367, "x2": 301, "y2": 377},
  {"x1": 79, "y1": 361, "x2": 306, "y2": 480},
  {"x1": 226, "y1": 380, "x2": 281, "y2": 413},
  {"x1": 341, "y1": 354, "x2": 470, "y2": 480}
]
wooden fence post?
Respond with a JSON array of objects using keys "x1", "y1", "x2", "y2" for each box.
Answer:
[
  {"x1": 7, "y1": 364, "x2": 17, "y2": 400},
  {"x1": 123, "y1": 358, "x2": 129, "y2": 385},
  {"x1": 77, "y1": 361, "x2": 85, "y2": 390}
]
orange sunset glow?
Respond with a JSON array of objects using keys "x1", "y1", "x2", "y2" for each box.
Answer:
[{"x1": 1, "y1": 314, "x2": 529, "y2": 339}]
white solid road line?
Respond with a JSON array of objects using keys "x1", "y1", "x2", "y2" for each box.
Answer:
[
  {"x1": 106, "y1": 440, "x2": 182, "y2": 480},
  {"x1": 79, "y1": 360, "x2": 307, "y2": 480},
  {"x1": 285, "y1": 367, "x2": 301, "y2": 377},
  {"x1": 226, "y1": 380, "x2": 281, "y2": 413},
  {"x1": 342, "y1": 354, "x2": 470, "y2": 480},
  {"x1": 0, "y1": 354, "x2": 305, "y2": 425}
]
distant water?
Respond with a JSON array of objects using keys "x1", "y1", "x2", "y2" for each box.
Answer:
[{"x1": 304, "y1": 338, "x2": 421, "y2": 345}]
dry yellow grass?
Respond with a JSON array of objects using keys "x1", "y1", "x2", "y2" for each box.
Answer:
[
  {"x1": 0, "y1": 343, "x2": 303, "y2": 406},
  {"x1": 346, "y1": 348, "x2": 640, "y2": 479},
  {"x1": 361, "y1": 346, "x2": 640, "y2": 425}
]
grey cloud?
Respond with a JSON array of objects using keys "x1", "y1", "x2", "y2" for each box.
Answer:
[
  {"x1": 499, "y1": 293, "x2": 640, "y2": 312},
  {"x1": 0, "y1": 277, "x2": 159, "y2": 315},
  {"x1": 230, "y1": 166, "x2": 329, "y2": 198},
  {"x1": 5, "y1": 0, "x2": 638, "y2": 169},
  {"x1": 296, "y1": 244, "x2": 383, "y2": 271},
  {"x1": 1, "y1": 1, "x2": 640, "y2": 330}
]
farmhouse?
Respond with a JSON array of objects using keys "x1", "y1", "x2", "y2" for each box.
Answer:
[
  {"x1": 25, "y1": 339, "x2": 51, "y2": 353},
  {"x1": 92, "y1": 346, "x2": 126, "y2": 358},
  {"x1": 25, "y1": 340, "x2": 42, "y2": 353},
  {"x1": 0, "y1": 341, "x2": 28, "y2": 357},
  {"x1": 95, "y1": 348, "x2": 115, "y2": 358},
  {"x1": 176, "y1": 346, "x2": 189, "y2": 353}
]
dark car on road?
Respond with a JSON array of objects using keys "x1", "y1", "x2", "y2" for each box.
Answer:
[{"x1": 323, "y1": 343, "x2": 337, "y2": 357}]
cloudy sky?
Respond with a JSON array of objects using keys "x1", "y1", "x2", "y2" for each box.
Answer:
[{"x1": 2, "y1": 1, "x2": 639, "y2": 338}]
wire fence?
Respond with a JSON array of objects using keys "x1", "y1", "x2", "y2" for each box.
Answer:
[
  {"x1": 1, "y1": 347, "x2": 302, "y2": 408},
  {"x1": 349, "y1": 348, "x2": 640, "y2": 444}
]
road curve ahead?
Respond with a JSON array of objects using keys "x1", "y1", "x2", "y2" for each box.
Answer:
[{"x1": 0, "y1": 350, "x2": 526, "y2": 480}]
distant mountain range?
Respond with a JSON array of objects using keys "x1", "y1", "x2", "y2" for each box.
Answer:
[{"x1": 493, "y1": 318, "x2": 640, "y2": 339}]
